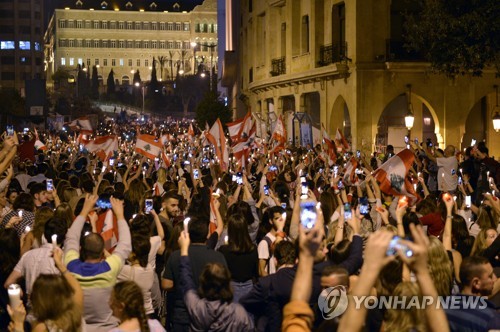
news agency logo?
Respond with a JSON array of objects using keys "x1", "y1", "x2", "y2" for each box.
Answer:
[
  {"x1": 318, "y1": 289, "x2": 489, "y2": 320},
  {"x1": 317, "y1": 286, "x2": 348, "y2": 319}
]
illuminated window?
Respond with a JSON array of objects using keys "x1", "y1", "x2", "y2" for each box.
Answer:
[
  {"x1": 19, "y1": 41, "x2": 31, "y2": 50},
  {"x1": 61, "y1": 57, "x2": 66, "y2": 65},
  {"x1": 1, "y1": 41, "x2": 15, "y2": 50},
  {"x1": 119, "y1": 59, "x2": 124, "y2": 66},
  {"x1": 69, "y1": 58, "x2": 74, "y2": 65}
]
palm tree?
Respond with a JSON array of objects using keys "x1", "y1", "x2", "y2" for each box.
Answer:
[
  {"x1": 168, "y1": 50, "x2": 176, "y2": 81},
  {"x1": 157, "y1": 55, "x2": 166, "y2": 81}
]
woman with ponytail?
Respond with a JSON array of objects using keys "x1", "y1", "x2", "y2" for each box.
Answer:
[{"x1": 109, "y1": 281, "x2": 165, "y2": 332}]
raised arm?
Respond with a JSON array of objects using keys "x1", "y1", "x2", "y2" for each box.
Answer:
[
  {"x1": 64, "y1": 194, "x2": 98, "y2": 258},
  {"x1": 442, "y1": 194, "x2": 454, "y2": 251},
  {"x1": 110, "y1": 196, "x2": 132, "y2": 263}
]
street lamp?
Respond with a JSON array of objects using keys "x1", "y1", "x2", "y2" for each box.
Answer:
[
  {"x1": 135, "y1": 82, "x2": 144, "y2": 115},
  {"x1": 191, "y1": 41, "x2": 217, "y2": 91},
  {"x1": 405, "y1": 84, "x2": 415, "y2": 131},
  {"x1": 492, "y1": 85, "x2": 500, "y2": 132}
]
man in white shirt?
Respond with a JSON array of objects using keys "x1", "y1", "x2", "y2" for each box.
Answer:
[
  {"x1": 428, "y1": 145, "x2": 458, "y2": 193},
  {"x1": 258, "y1": 206, "x2": 287, "y2": 276},
  {"x1": 4, "y1": 217, "x2": 67, "y2": 299}
]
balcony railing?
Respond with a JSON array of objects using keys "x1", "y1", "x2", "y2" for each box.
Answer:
[
  {"x1": 318, "y1": 42, "x2": 347, "y2": 67},
  {"x1": 270, "y1": 56, "x2": 286, "y2": 76},
  {"x1": 385, "y1": 39, "x2": 425, "y2": 62}
]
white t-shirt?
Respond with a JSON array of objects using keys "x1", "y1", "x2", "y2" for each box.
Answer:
[
  {"x1": 258, "y1": 232, "x2": 277, "y2": 275},
  {"x1": 118, "y1": 264, "x2": 155, "y2": 314},
  {"x1": 148, "y1": 236, "x2": 162, "y2": 270},
  {"x1": 437, "y1": 156, "x2": 458, "y2": 191}
]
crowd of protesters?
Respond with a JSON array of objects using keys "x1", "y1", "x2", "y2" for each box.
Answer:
[{"x1": 0, "y1": 116, "x2": 498, "y2": 332}]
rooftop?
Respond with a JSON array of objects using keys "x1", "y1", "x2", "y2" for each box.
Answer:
[{"x1": 56, "y1": 0, "x2": 206, "y2": 12}]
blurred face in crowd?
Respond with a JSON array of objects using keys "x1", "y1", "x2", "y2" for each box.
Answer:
[
  {"x1": 271, "y1": 212, "x2": 285, "y2": 230},
  {"x1": 475, "y1": 263, "x2": 497, "y2": 296},
  {"x1": 35, "y1": 191, "x2": 48, "y2": 204},
  {"x1": 163, "y1": 198, "x2": 180, "y2": 218},
  {"x1": 7, "y1": 191, "x2": 17, "y2": 205},
  {"x1": 485, "y1": 229, "x2": 498, "y2": 247}
]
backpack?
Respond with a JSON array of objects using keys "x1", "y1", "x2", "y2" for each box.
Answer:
[{"x1": 263, "y1": 235, "x2": 274, "y2": 274}]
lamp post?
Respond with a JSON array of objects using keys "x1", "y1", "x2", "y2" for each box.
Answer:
[
  {"x1": 405, "y1": 84, "x2": 415, "y2": 136},
  {"x1": 191, "y1": 41, "x2": 217, "y2": 91},
  {"x1": 135, "y1": 82, "x2": 144, "y2": 115},
  {"x1": 493, "y1": 85, "x2": 500, "y2": 132}
]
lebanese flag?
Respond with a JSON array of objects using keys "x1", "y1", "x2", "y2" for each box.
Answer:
[
  {"x1": 227, "y1": 112, "x2": 254, "y2": 143},
  {"x1": 187, "y1": 123, "x2": 195, "y2": 141},
  {"x1": 161, "y1": 149, "x2": 171, "y2": 168},
  {"x1": 84, "y1": 135, "x2": 118, "y2": 161},
  {"x1": 68, "y1": 117, "x2": 93, "y2": 134},
  {"x1": 135, "y1": 134, "x2": 163, "y2": 160},
  {"x1": 373, "y1": 149, "x2": 419, "y2": 205},
  {"x1": 269, "y1": 116, "x2": 286, "y2": 154},
  {"x1": 232, "y1": 123, "x2": 256, "y2": 167},
  {"x1": 205, "y1": 119, "x2": 229, "y2": 171},
  {"x1": 98, "y1": 210, "x2": 118, "y2": 252},
  {"x1": 34, "y1": 128, "x2": 47, "y2": 151},
  {"x1": 335, "y1": 128, "x2": 350, "y2": 152},
  {"x1": 343, "y1": 157, "x2": 358, "y2": 185},
  {"x1": 321, "y1": 124, "x2": 336, "y2": 163}
]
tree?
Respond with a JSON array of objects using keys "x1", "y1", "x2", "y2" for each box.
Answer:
[
  {"x1": 195, "y1": 91, "x2": 232, "y2": 128},
  {"x1": 91, "y1": 65, "x2": 99, "y2": 99},
  {"x1": 157, "y1": 56, "x2": 166, "y2": 81},
  {"x1": 149, "y1": 58, "x2": 160, "y2": 97},
  {"x1": 107, "y1": 69, "x2": 116, "y2": 97},
  {"x1": 133, "y1": 70, "x2": 142, "y2": 85},
  {"x1": 404, "y1": 0, "x2": 500, "y2": 77}
]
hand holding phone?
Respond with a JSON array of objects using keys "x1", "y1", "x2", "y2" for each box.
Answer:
[
  {"x1": 46, "y1": 179, "x2": 54, "y2": 192},
  {"x1": 344, "y1": 203, "x2": 352, "y2": 220},
  {"x1": 6, "y1": 125, "x2": 14, "y2": 136},
  {"x1": 300, "y1": 200, "x2": 317, "y2": 231},
  {"x1": 386, "y1": 236, "x2": 413, "y2": 257},
  {"x1": 144, "y1": 199, "x2": 153, "y2": 214}
]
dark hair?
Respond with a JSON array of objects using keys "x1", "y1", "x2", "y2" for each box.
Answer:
[
  {"x1": 29, "y1": 182, "x2": 46, "y2": 197},
  {"x1": 377, "y1": 258, "x2": 403, "y2": 296},
  {"x1": 274, "y1": 241, "x2": 296, "y2": 266},
  {"x1": 0, "y1": 229, "x2": 20, "y2": 276},
  {"x1": 402, "y1": 211, "x2": 421, "y2": 237},
  {"x1": 81, "y1": 233, "x2": 105, "y2": 261},
  {"x1": 43, "y1": 218, "x2": 68, "y2": 246},
  {"x1": 81, "y1": 180, "x2": 94, "y2": 194},
  {"x1": 188, "y1": 215, "x2": 209, "y2": 244},
  {"x1": 69, "y1": 175, "x2": 80, "y2": 189},
  {"x1": 227, "y1": 200, "x2": 254, "y2": 226},
  {"x1": 460, "y1": 256, "x2": 490, "y2": 287},
  {"x1": 198, "y1": 263, "x2": 233, "y2": 303},
  {"x1": 322, "y1": 266, "x2": 350, "y2": 288},
  {"x1": 329, "y1": 239, "x2": 351, "y2": 264},
  {"x1": 131, "y1": 235, "x2": 151, "y2": 268},
  {"x1": 13, "y1": 192, "x2": 35, "y2": 212},
  {"x1": 113, "y1": 281, "x2": 149, "y2": 332},
  {"x1": 129, "y1": 214, "x2": 153, "y2": 237},
  {"x1": 451, "y1": 215, "x2": 474, "y2": 257},
  {"x1": 227, "y1": 213, "x2": 255, "y2": 253}
]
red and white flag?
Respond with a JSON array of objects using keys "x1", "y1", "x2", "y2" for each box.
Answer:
[
  {"x1": 135, "y1": 134, "x2": 163, "y2": 160},
  {"x1": 227, "y1": 112, "x2": 254, "y2": 143},
  {"x1": 335, "y1": 128, "x2": 350, "y2": 152},
  {"x1": 68, "y1": 117, "x2": 93, "y2": 134},
  {"x1": 84, "y1": 135, "x2": 118, "y2": 161},
  {"x1": 373, "y1": 149, "x2": 419, "y2": 205},
  {"x1": 34, "y1": 128, "x2": 47, "y2": 151},
  {"x1": 269, "y1": 116, "x2": 286, "y2": 154},
  {"x1": 187, "y1": 123, "x2": 195, "y2": 141},
  {"x1": 232, "y1": 123, "x2": 257, "y2": 167},
  {"x1": 161, "y1": 149, "x2": 171, "y2": 168},
  {"x1": 321, "y1": 124, "x2": 336, "y2": 163},
  {"x1": 205, "y1": 119, "x2": 229, "y2": 170},
  {"x1": 343, "y1": 157, "x2": 358, "y2": 185}
]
